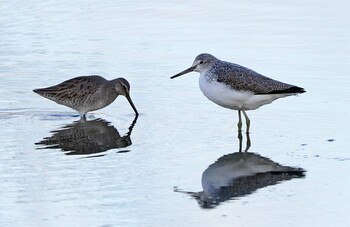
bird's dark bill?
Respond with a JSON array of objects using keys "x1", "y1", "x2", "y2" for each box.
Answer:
[
  {"x1": 170, "y1": 66, "x2": 196, "y2": 79},
  {"x1": 126, "y1": 95, "x2": 139, "y2": 115}
]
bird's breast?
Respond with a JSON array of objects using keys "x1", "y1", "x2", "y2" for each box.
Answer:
[{"x1": 199, "y1": 74, "x2": 252, "y2": 110}]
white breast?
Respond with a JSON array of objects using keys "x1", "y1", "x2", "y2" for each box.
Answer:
[{"x1": 199, "y1": 75, "x2": 292, "y2": 110}]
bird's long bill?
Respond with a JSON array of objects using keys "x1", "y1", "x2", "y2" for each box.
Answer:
[
  {"x1": 126, "y1": 95, "x2": 139, "y2": 116},
  {"x1": 170, "y1": 65, "x2": 196, "y2": 79}
]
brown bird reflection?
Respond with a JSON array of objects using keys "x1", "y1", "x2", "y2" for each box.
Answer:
[
  {"x1": 175, "y1": 132, "x2": 305, "y2": 208},
  {"x1": 35, "y1": 116, "x2": 138, "y2": 156}
]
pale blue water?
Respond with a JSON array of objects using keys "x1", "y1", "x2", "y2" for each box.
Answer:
[{"x1": 1, "y1": 0, "x2": 350, "y2": 226}]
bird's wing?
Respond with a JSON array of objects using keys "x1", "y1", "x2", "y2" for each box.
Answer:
[
  {"x1": 216, "y1": 63, "x2": 304, "y2": 94},
  {"x1": 33, "y1": 76, "x2": 104, "y2": 102}
]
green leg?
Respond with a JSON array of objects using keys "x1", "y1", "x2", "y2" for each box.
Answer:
[
  {"x1": 237, "y1": 129, "x2": 243, "y2": 152},
  {"x1": 245, "y1": 131, "x2": 251, "y2": 152},
  {"x1": 237, "y1": 110, "x2": 242, "y2": 131},
  {"x1": 242, "y1": 110, "x2": 250, "y2": 133}
]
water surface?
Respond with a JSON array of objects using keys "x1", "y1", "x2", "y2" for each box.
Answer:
[{"x1": 1, "y1": 0, "x2": 350, "y2": 226}]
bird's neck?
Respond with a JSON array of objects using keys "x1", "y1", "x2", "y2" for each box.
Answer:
[
  {"x1": 201, "y1": 67, "x2": 218, "y2": 82},
  {"x1": 106, "y1": 79, "x2": 120, "y2": 95}
]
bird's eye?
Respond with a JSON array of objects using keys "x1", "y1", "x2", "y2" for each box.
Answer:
[{"x1": 199, "y1": 61, "x2": 204, "y2": 64}]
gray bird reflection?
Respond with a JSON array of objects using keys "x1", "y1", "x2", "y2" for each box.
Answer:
[
  {"x1": 35, "y1": 116, "x2": 138, "y2": 156},
  {"x1": 175, "y1": 132, "x2": 305, "y2": 208}
]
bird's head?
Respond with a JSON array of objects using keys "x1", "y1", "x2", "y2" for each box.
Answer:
[
  {"x1": 115, "y1": 78, "x2": 139, "y2": 115},
  {"x1": 171, "y1": 53, "x2": 218, "y2": 79}
]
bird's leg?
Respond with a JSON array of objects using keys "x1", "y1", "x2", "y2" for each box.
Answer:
[
  {"x1": 245, "y1": 131, "x2": 251, "y2": 152},
  {"x1": 242, "y1": 110, "x2": 250, "y2": 133},
  {"x1": 237, "y1": 129, "x2": 243, "y2": 152},
  {"x1": 237, "y1": 110, "x2": 242, "y2": 131},
  {"x1": 80, "y1": 114, "x2": 87, "y2": 122}
]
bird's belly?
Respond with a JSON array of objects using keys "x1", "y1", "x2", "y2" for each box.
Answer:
[
  {"x1": 61, "y1": 94, "x2": 116, "y2": 115},
  {"x1": 82, "y1": 96, "x2": 116, "y2": 112},
  {"x1": 199, "y1": 77, "x2": 290, "y2": 110}
]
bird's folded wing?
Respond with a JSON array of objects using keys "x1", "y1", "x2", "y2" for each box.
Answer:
[
  {"x1": 216, "y1": 64, "x2": 305, "y2": 94},
  {"x1": 34, "y1": 76, "x2": 102, "y2": 102}
]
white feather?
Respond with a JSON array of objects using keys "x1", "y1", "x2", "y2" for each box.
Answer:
[{"x1": 199, "y1": 75, "x2": 293, "y2": 110}]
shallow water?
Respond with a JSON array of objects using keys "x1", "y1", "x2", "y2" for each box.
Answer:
[{"x1": 1, "y1": 0, "x2": 350, "y2": 226}]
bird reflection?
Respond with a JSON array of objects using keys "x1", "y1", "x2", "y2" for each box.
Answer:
[
  {"x1": 35, "y1": 116, "x2": 138, "y2": 156},
  {"x1": 175, "y1": 131, "x2": 305, "y2": 208}
]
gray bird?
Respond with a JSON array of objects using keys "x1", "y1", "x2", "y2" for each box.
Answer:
[{"x1": 171, "y1": 53, "x2": 305, "y2": 132}]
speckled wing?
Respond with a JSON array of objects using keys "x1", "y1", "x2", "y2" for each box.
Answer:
[
  {"x1": 33, "y1": 76, "x2": 105, "y2": 104},
  {"x1": 216, "y1": 62, "x2": 305, "y2": 94}
]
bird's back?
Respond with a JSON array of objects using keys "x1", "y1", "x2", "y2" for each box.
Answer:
[
  {"x1": 212, "y1": 61, "x2": 305, "y2": 95},
  {"x1": 33, "y1": 75, "x2": 114, "y2": 111}
]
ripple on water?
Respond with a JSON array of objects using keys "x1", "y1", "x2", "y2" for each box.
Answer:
[
  {"x1": 0, "y1": 109, "x2": 88, "y2": 121},
  {"x1": 38, "y1": 112, "x2": 81, "y2": 120},
  {"x1": 0, "y1": 108, "x2": 33, "y2": 120}
]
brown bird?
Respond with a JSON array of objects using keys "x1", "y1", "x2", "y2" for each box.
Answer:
[{"x1": 33, "y1": 75, "x2": 138, "y2": 120}]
